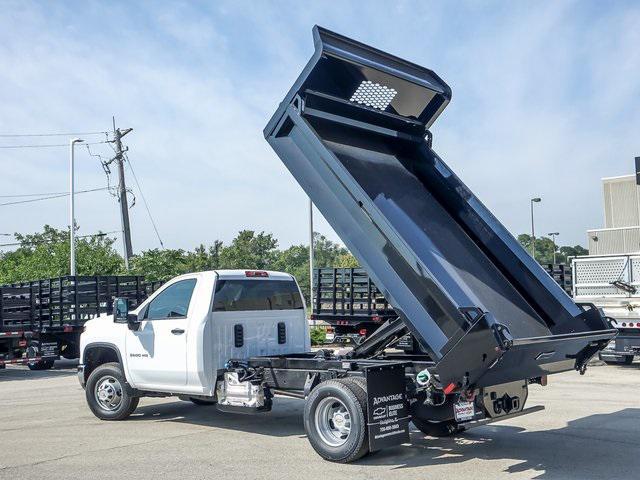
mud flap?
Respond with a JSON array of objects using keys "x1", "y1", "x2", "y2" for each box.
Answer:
[{"x1": 365, "y1": 363, "x2": 410, "y2": 452}]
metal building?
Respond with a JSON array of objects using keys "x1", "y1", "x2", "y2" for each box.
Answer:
[{"x1": 588, "y1": 174, "x2": 640, "y2": 254}]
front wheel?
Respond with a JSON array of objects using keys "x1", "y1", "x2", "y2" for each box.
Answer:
[
  {"x1": 86, "y1": 362, "x2": 139, "y2": 420},
  {"x1": 304, "y1": 379, "x2": 369, "y2": 463}
]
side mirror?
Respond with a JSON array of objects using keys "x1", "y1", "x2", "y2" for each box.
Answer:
[{"x1": 113, "y1": 297, "x2": 140, "y2": 331}]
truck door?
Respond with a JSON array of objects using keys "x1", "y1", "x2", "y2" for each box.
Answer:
[{"x1": 125, "y1": 278, "x2": 197, "y2": 388}]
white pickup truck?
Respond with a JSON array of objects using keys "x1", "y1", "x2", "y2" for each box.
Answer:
[{"x1": 78, "y1": 270, "x2": 309, "y2": 417}]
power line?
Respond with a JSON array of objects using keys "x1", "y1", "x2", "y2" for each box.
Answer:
[
  {"x1": 0, "y1": 187, "x2": 109, "y2": 207},
  {"x1": 0, "y1": 190, "x2": 76, "y2": 198},
  {"x1": 124, "y1": 153, "x2": 164, "y2": 248},
  {"x1": 0, "y1": 140, "x2": 111, "y2": 149},
  {"x1": 0, "y1": 131, "x2": 109, "y2": 138}
]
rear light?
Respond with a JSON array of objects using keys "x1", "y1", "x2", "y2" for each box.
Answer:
[
  {"x1": 359, "y1": 328, "x2": 367, "y2": 336},
  {"x1": 18, "y1": 340, "x2": 27, "y2": 348},
  {"x1": 63, "y1": 325, "x2": 73, "y2": 333},
  {"x1": 310, "y1": 314, "x2": 317, "y2": 320},
  {"x1": 372, "y1": 315, "x2": 382, "y2": 323},
  {"x1": 245, "y1": 270, "x2": 269, "y2": 277},
  {"x1": 637, "y1": 323, "x2": 640, "y2": 328},
  {"x1": 540, "y1": 375, "x2": 548, "y2": 386},
  {"x1": 443, "y1": 383, "x2": 457, "y2": 394}
]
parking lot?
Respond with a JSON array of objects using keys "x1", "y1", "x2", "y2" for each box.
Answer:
[{"x1": 0, "y1": 360, "x2": 638, "y2": 480}]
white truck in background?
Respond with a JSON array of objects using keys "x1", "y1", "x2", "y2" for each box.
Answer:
[{"x1": 572, "y1": 254, "x2": 640, "y2": 364}]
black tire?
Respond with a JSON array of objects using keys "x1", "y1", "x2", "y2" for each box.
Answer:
[
  {"x1": 26, "y1": 341, "x2": 55, "y2": 370},
  {"x1": 27, "y1": 359, "x2": 55, "y2": 371},
  {"x1": 412, "y1": 417, "x2": 464, "y2": 437},
  {"x1": 85, "y1": 362, "x2": 139, "y2": 420},
  {"x1": 189, "y1": 397, "x2": 217, "y2": 406},
  {"x1": 304, "y1": 380, "x2": 369, "y2": 463}
]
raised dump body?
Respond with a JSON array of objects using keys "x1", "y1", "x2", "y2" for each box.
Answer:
[{"x1": 265, "y1": 26, "x2": 615, "y2": 389}]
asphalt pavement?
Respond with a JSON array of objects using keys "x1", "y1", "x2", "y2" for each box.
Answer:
[{"x1": 0, "y1": 358, "x2": 638, "y2": 480}]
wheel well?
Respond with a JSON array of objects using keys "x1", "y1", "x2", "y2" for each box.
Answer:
[{"x1": 83, "y1": 345, "x2": 121, "y2": 381}]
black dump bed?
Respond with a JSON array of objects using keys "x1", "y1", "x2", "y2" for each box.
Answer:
[{"x1": 265, "y1": 26, "x2": 615, "y2": 389}]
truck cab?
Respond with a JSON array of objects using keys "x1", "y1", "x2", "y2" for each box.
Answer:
[{"x1": 78, "y1": 270, "x2": 309, "y2": 418}]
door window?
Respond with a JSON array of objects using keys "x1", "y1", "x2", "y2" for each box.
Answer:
[{"x1": 145, "y1": 279, "x2": 197, "y2": 320}]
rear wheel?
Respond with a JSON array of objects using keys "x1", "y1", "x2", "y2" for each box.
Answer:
[
  {"x1": 86, "y1": 362, "x2": 139, "y2": 420},
  {"x1": 304, "y1": 380, "x2": 369, "y2": 463},
  {"x1": 27, "y1": 359, "x2": 55, "y2": 370},
  {"x1": 26, "y1": 341, "x2": 55, "y2": 370},
  {"x1": 412, "y1": 417, "x2": 464, "y2": 437}
]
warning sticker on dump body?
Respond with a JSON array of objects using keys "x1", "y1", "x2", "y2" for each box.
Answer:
[{"x1": 365, "y1": 364, "x2": 410, "y2": 452}]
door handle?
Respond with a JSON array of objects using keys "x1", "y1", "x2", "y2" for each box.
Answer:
[{"x1": 171, "y1": 328, "x2": 185, "y2": 335}]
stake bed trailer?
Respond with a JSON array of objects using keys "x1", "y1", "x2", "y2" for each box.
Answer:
[
  {"x1": 312, "y1": 265, "x2": 574, "y2": 347},
  {"x1": 79, "y1": 26, "x2": 615, "y2": 464},
  {"x1": 0, "y1": 276, "x2": 159, "y2": 369}
]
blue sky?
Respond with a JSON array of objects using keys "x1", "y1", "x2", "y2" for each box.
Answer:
[{"x1": 1, "y1": 1, "x2": 639, "y2": 254}]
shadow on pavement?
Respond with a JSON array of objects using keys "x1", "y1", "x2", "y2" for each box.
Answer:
[
  {"x1": 133, "y1": 396, "x2": 306, "y2": 438},
  {"x1": 0, "y1": 359, "x2": 78, "y2": 382},
  {"x1": 134, "y1": 400, "x2": 639, "y2": 478},
  {"x1": 361, "y1": 408, "x2": 640, "y2": 478}
]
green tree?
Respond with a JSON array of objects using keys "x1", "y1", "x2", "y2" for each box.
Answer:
[
  {"x1": 185, "y1": 241, "x2": 223, "y2": 272},
  {"x1": 274, "y1": 243, "x2": 311, "y2": 302},
  {"x1": 558, "y1": 245, "x2": 588, "y2": 261},
  {"x1": 0, "y1": 225, "x2": 123, "y2": 284},
  {"x1": 219, "y1": 230, "x2": 278, "y2": 269},
  {"x1": 517, "y1": 233, "x2": 588, "y2": 264},
  {"x1": 312, "y1": 233, "x2": 349, "y2": 267},
  {"x1": 128, "y1": 248, "x2": 189, "y2": 282}
]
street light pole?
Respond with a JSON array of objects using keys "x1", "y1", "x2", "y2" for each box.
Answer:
[
  {"x1": 69, "y1": 138, "x2": 84, "y2": 275},
  {"x1": 308, "y1": 198, "x2": 315, "y2": 325},
  {"x1": 530, "y1": 197, "x2": 541, "y2": 261},
  {"x1": 548, "y1": 232, "x2": 559, "y2": 264}
]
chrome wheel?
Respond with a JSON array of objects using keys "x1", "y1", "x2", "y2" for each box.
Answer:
[
  {"x1": 95, "y1": 375, "x2": 123, "y2": 411},
  {"x1": 315, "y1": 397, "x2": 352, "y2": 447}
]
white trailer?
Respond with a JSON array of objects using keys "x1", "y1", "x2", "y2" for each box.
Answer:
[{"x1": 573, "y1": 254, "x2": 640, "y2": 364}]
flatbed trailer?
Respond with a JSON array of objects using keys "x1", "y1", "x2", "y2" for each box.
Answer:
[
  {"x1": 0, "y1": 276, "x2": 160, "y2": 369},
  {"x1": 312, "y1": 265, "x2": 573, "y2": 345},
  {"x1": 311, "y1": 267, "x2": 396, "y2": 342},
  {"x1": 256, "y1": 26, "x2": 616, "y2": 461}
]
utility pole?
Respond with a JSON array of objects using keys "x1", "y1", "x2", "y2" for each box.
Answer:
[
  {"x1": 530, "y1": 197, "x2": 541, "y2": 261},
  {"x1": 548, "y1": 232, "x2": 559, "y2": 264},
  {"x1": 309, "y1": 198, "x2": 314, "y2": 326},
  {"x1": 69, "y1": 138, "x2": 84, "y2": 275},
  {"x1": 112, "y1": 117, "x2": 134, "y2": 269}
]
